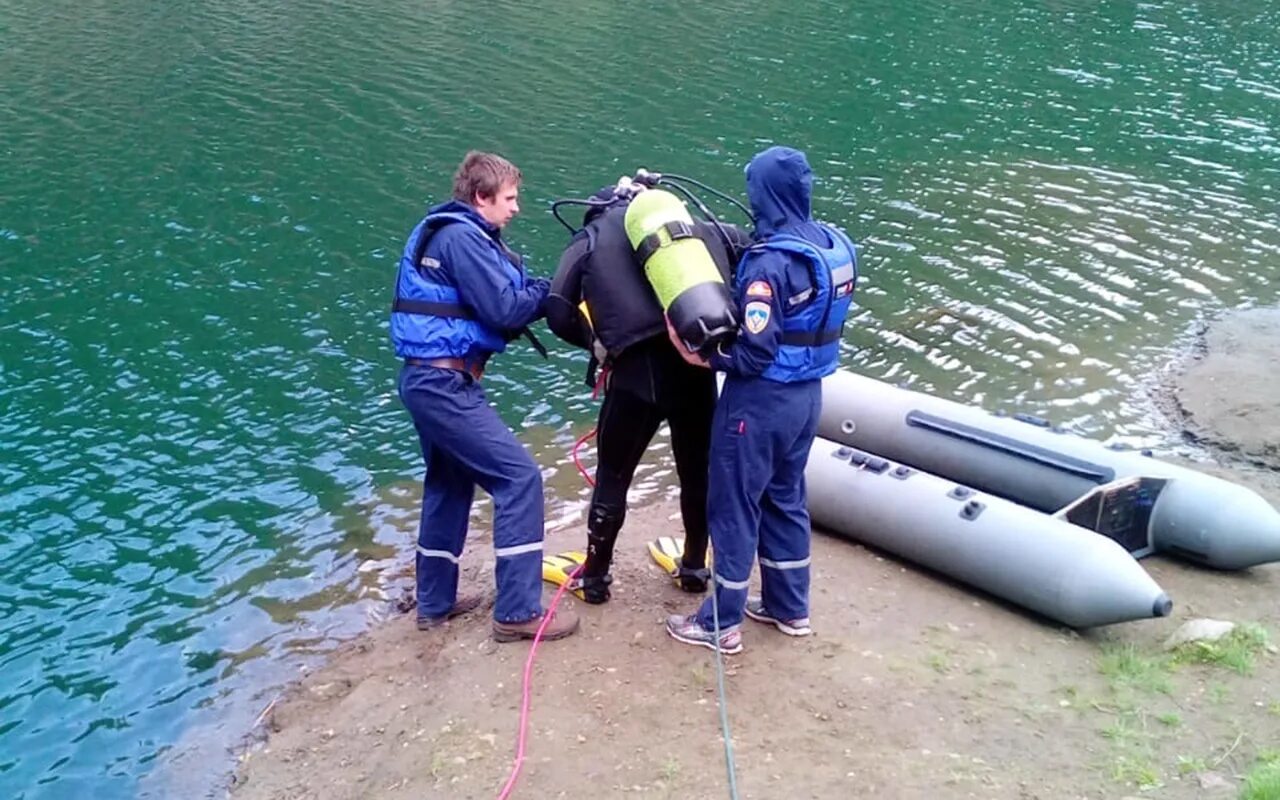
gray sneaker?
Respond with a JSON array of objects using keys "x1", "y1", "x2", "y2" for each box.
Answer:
[
  {"x1": 665, "y1": 614, "x2": 743, "y2": 654},
  {"x1": 744, "y1": 597, "x2": 811, "y2": 637}
]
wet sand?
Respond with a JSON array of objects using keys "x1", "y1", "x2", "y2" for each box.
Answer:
[{"x1": 1173, "y1": 306, "x2": 1280, "y2": 468}]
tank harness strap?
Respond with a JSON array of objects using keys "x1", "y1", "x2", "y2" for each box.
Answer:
[{"x1": 634, "y1": 220, "x2": 696, "y2": 264}]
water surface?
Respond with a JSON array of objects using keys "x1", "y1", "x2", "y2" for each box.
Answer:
[{"x1": 2, "y1": 0, "x2": 1278, "y2": 796}]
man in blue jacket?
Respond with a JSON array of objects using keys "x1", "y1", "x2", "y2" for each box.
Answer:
[
  {"x1": 665, "y1": 146, "x2": 857, "y2": 654},
  {"x1": 391, "y1": 150, "x2": 579, "y2": 642}
]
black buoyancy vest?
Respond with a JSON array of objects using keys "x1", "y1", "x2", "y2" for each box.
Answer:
[
  {"x1": 545, "y1": 233, "x2": 594, "y2": 352},
  {"x1": 570, "y1": 207, "x2": 739, "y2": 361}
]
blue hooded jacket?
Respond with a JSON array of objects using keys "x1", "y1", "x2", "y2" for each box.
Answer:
[{"x1": 709, "y1": 146, "x2": 857, "y2": 382}]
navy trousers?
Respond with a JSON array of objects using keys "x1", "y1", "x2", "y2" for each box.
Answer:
[
  {"x1": 398, "y1": 365, "x2": 544, "y2": 624},
  {"x1": 696, "y1": 376, "x2": 821, "y2": 630}
]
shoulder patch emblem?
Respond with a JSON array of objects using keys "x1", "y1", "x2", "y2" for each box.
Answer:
[
  {"x1": 744, "y1": 301, "x2": 771, "y2": 335},
  {"x1": 745, "y1": 280, "x2": 773, "y2": 298}
]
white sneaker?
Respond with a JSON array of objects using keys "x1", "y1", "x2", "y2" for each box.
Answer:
[
  {"x1": 665, "y1": 614, "x2": 744, "y2": 654},
  {"x1": 744, "y1": 597, "x2": 811, "y2": 637}
]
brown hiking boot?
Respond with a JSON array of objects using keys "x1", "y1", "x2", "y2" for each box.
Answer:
[
  {"x1": 417, "y1": 593, "x2": 485, "y2": 631},
  {"x1": 492, "y1": 608, "x2": 580, "y2": 643}
]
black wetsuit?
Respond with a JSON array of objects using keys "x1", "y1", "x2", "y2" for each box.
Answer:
[
  {"x1": 583, "y1": 335, "x2": 716, "y2": 581},
  {"x1": 546, "y1": 198, "x2": 750, "y2": 598}
]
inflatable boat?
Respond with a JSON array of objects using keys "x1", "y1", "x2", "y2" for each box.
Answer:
[{"x1": 818, "y1": 370, "x2": 1280, "y2": 570}]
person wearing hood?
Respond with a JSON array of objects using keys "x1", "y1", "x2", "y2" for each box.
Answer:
[
  {"x1": 391, "y1": 150, "x2": 579, "y2": 643},
  {"x1": 665, "y1": 146, "x2": 858, "y2": 653},
  {"x1": 544, "y1": 182, "x2": 752, "y2": 603}
]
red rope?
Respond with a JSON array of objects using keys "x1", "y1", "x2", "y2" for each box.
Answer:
[
  {"x1": 569, "y1": 367, "x2": 610, "y2": 488},
  {"x1": 571, "y1": 427, "x2": 598, "y2": 488},
  {"x1": 494, "y1": 563, "x2": 583, "y2": 800}
]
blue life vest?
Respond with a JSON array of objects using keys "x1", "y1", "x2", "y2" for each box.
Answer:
[
  {"x1": 751, "y1": 224, "x2": 857, "y2": 383},
  {"x1": 390, "y1": 211, "x2": 524, "y2": 360}
]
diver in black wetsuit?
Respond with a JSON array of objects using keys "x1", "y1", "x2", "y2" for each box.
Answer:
[{"x1": 545, "y1": 183, "x2": 751, "y2": 603}]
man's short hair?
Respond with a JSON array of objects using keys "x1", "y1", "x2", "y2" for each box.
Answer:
[{"x1": 452, "y1": 151, "x2": 522, "y2": 204}]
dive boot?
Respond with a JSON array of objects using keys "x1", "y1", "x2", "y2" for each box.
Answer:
[
  {"x1": 675, "y1": 565, "x2": 710, "y2": 594},
  {"x1": 647, "y1": 537, "x2": 713, "y2": 591},
  {"x1": 571, "y1": 573, "x2": 613, "y2": 604}
]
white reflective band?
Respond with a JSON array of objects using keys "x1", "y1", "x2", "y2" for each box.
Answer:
[
  {"x1": 759, "y1": 556, "x2": 811, "y2": 570},
  {"x1": 787, "y1": 289, "x2": 813, "y2": 307},
  {"x1": 830, "y1": 263, "x2": 856, "y2": 286},
  {"x1": 417, "y1": 547, "x2": 460, "y2": 564},
  {"x1": 715, "y1": 574, "x2": 751, "y2": 590},
  {"x1": 495, "y1": 541, "x2": 543, "y2": 558}
]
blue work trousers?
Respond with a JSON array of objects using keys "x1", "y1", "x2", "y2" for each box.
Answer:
[
  {"x1": 398, "y1": 365, "x2": 544, "y2": 624},
  {"x1": 696, "y1": 376, "x2": 821, "y2": 630}
]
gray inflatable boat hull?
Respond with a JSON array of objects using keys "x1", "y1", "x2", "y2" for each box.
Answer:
[
  {"x1": 818, "y1": 370, "x2": 1280, "y2": 570},
  {"x1": 806, "y1": 438, "x2": 1172, "y2": 628}
]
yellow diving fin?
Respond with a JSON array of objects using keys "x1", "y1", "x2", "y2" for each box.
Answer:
[
  {"x1": 646, "y1": 537, "x2": 713, "y2": 579},
  {"x1": 541, "y1": 550, "x2": 587, "y2": 599},
  {"x1": 646, "y1": 536, "x2": 685, "y2": 576}
]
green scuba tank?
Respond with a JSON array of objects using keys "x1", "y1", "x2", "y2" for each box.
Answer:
[{"x1": 623, "y1": 189, "x2": 738, "y2": 354}]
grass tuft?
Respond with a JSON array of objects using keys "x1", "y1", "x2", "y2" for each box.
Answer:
[
  {"x1": 1174, "y1": 755, "x2": 1206, "y2": 775},
  {"x1": 1242, "y1": 757, "x2": 1280, "y2": 800},
  {"x1": 659, "y1": 756, "x2": 681, "y2": 783},
  {"x1": 1097, "y1": 643, "x2": 1172, "y2": 694},
  {"x1": 1111, "y1": 755, "x2": 1162, "y2": 791},
  {"x1": 1101, "y1": 717, "x2": 1144, "y2": 747}
]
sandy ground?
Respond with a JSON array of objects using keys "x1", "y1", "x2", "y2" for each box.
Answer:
[
  {"x1": 1171, "y1": 308, "x2": 1280, "y2": 467},
  {"x1": 225, "y1": 309, "x2": 1280, "y2": 800}
]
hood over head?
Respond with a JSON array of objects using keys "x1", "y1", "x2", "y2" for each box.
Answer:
[
  {"x1": 745, "y1": 146, "x2": 813, "y2": 237},
  {"x1": 583, "y1": 186, "x2": 625, "y2": 227}
]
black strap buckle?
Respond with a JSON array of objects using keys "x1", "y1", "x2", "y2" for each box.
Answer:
[{"x1": 635, "y1": 220, "x2": 696, "y2": 264}]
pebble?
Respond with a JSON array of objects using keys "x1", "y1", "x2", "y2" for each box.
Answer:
[
  {"x1": 1164, "y1": 618, "x2": 1235, "y2": 649},
  {"x1": 1198, "y1": 772, "x2": 1235, "y2": 792}
]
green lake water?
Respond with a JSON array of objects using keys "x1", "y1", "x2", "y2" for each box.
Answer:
[{"x1": 1, "y1": 0, "x2": 1278, "y2": 796}]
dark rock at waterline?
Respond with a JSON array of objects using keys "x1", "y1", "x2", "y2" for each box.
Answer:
[{"x1": 1174, "y1": 307, "x2": 1280, "y2": 467}]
